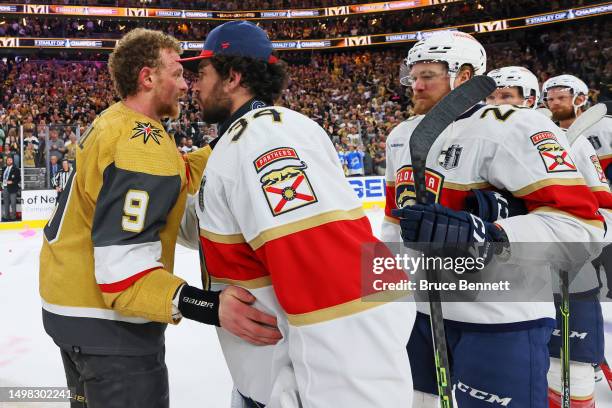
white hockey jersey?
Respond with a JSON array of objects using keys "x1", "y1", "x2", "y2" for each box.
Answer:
[
  {"x1": 564, "y1": 133, "x2": 612, "y2": 293},
  {"x1": 196, "y1": 106, "x2": 415, "y2": 407},
  {"x1": 383, "y1": 104, "x2": 604, "y2": 328},
  {"x1": 584, "y1": 115, "x2": 612, "y2": 177}
]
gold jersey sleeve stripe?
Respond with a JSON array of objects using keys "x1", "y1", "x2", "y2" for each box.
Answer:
[
  {"x1": 512, "y1": 178, "x2": 586, "y2": 197},
  {"x1": 211, "y1": 276, "x2": 272, "y2": 289},
  {"x1": 532, "y1": 206, "x2": 604, "y2": 229},
  {"x1": 249, "y1": 207, "x2": 365, "y2": 251}
]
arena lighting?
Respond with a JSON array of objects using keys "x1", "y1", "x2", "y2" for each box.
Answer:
[{"x1": 0, "y1": 2, "x2": 608, "y2": 51}]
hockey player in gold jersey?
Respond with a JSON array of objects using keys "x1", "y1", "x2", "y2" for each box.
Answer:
[{"x1": 39, "y1": 29, "x2": 280, "y2": 408}]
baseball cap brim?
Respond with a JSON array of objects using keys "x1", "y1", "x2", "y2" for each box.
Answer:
[{"x1": 177, "y1": 50, "x2": 214, "y2": 72}]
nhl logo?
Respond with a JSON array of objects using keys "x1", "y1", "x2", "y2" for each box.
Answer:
[
  {"x1": 439, "y1": 144, "x2": 463, "y2": 170},
  {"x1": 588, "y1": 135, "x2": 602, "y2": 150}
]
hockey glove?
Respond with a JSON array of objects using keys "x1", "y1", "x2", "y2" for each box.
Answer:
[
  {"x1": 176, "y1": 285, "x2": 221, "y2": 326},
  {"x1": 392, "y1": 203, "x2": 508, "y2": 263},
  {"x1": 465, "y1": 189, "x2": 527, "y2": 222}
]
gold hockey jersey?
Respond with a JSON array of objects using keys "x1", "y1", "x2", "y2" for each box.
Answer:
[{"x1": 39, "y1": 101, "x2": 209, "y2": 354}]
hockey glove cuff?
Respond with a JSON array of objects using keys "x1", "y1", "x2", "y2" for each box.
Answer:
[{"x1": 177, "y1": 285, "x2": 221, "y2": 327}]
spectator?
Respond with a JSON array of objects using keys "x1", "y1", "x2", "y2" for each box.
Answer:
[
  {"x1": 23, "y1": 142, "x2": 36, "y2": 168},
  {"x1": 64, "y1": 133, "x2": 78, "y2": 166},
  {"x1": 48, "y1": 128, "x2": 66, "y2": 160},
  {"x1": 345, "y1": 144, "x2": 365, "y2": 177},
  {"x1": 2, "y1": 156, "x2": 20, "y2": 221},
  {"x1": 49, "y1": 154, "x2": 60, "y2": 184}
]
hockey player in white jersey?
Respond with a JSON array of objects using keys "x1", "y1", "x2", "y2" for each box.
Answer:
[
  {"x1": 179, "y1": 21, "x2": 415, "y2": 408},
  {"x1": 539, "y1": 74, "x2": 612, "y2": 408},
  {"x1": 385, "y1": 31, "x2": 604, "y2": 408}
]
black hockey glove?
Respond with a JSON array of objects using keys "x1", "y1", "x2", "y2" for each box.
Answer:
[
  {"x1": 177, "y1": 285, "x2": 221, "y2": 326},
  {"x1": 465, "y1": 189, "x2": 527, "y2": 222},
  {"x1": 392, "y1": 203, "x2": 508, "y2": 264}
]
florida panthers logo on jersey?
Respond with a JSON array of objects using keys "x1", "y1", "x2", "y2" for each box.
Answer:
[
  {"x1": 530, "y1": 132, "x2": 576, "y2": 173},
  {"x1": 255, "y1": 148, "x2": 317, "y2": 216},
  {"x1": 395, "y1": 165, "x2": 443, "y2": 208}
]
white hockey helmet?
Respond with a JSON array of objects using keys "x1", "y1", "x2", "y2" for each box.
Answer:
[
  {"x1": 487, "y1": 66, "x2": 540, "y2": 108},
  {"x1": 401, "y1": 31, "x2": 486, "y2": 89},
  {"x1": 542, "y1": 74, "x2": 589, "y2": 111}
]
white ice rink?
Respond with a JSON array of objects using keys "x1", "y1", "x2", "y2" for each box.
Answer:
[{"x1": 1, "y1": 207, "x2": 612, "y2": 407}]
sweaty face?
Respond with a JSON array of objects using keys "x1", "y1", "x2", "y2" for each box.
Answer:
[
  {"x1": 192, "y1": 62, "x2": 233, "y2": 124},
  {"x1": 545, "y1": 87, "x2": 576, "y2": 122},
  {"x1": 153, "y1": 49, "x2": 188, "y2": 120},
  {"x1": 486, "y1": 87, "x2": 525, "y2": 106},
  {"x1": 408, "y1": 62, "x2": 451, "y2": 115}
]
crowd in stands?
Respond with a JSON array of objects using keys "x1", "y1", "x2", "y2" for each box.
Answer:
[
  {"x1": 0, "y1": 17, "x2": 610, "y2": 219},
  {"x1": 0, "y1": 0, "x2": 603, "y2": 42}
]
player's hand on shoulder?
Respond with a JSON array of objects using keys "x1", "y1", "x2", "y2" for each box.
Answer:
[{"x1": 219, "y1": 286, "x2": 282, "y2": 346}]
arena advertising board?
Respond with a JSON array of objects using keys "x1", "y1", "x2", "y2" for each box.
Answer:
[
  {"x1": 20, "y1": 190, "x2": 56, "y2": 221},
  {"x1": 347, "y1": 176, "x2": 386, "y2": 209},
  {"x1": 0, "y1": 3, "x2": 609, "y2": 51},
  {"x1": 0, "y1": 0, "x2": 461, "y2": 20}
]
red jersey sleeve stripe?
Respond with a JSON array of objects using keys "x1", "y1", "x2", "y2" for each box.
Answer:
[
  {"x1": 254, "y1": 216, "x2": 407, "y2": 315},
  {"x1": 385, "y1": 184, "x2": 397, "y2": 218},
  {"x1": 200, "y1": 237, "x2": 268, "y2": 281},
  {"x1": 98, "y1": 267, "x2": 161, "y2": 293},
  {"x1": 519, "y1": 184, "x2": 603, "y2": 222}
]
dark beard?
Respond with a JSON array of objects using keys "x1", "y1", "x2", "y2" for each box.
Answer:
[
  {"x1": 200, "y1": 102, "x2": 231, "y2": 124},
  {"x1": 551, "y1": 106, "x2": 576, "y2": 122},
  {"x1": 199, "y1": 81, "x2": 232, "y2": 124}
]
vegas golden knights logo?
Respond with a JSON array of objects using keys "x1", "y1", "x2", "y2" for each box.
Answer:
[
  {"x1": 325, "y1": 6, "x2": 349, "y2": 16},
  {"x1": 345, "y1": 36, "x2": 371, "y2": 47},
  {"x1": 25, "y1": 4, "x2": 48, "y2": 13},
  {"x1": 474, "y1": 20, "x2": 508, "y2": 33},
  {"x1": 127, "y1": 8, "x2": 147, "y2": 17},
  {"x1": 0, "y1": 37, "x2": 17, "y2": 47}
]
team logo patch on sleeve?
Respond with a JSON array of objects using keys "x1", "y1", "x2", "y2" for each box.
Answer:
[
  {"x1": 591, "y1": 155, "x2": 607, "y2": 183},
  {"x1": 536, "y1": 140, "x2": 576, "y2": 173},
  {"x1": 260, "y1": 161, "x2": 317, "y2": 216},
  {"x1": 253, "y1": 147, "x2": 299, "y2": 172},
  {"x1": 131, "y1": 121, "x2": 163, "y2": 145},
  {"x1": 395, "y1": 165, "x2": 443, "y2": 208},
  {"x1": 530, "y1": 131, "x2": 557, "y2": 145}
]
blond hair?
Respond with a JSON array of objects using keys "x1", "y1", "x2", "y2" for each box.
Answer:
[{"x1": 108, "y1": 28, "x2": 182, "y2": 99}]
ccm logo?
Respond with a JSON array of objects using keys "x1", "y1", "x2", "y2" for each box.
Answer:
[
  {"x1": 552, "y1": 329, "x2": 588, "y2": 339},
  {"x1": 456, "y1": 381, "x2": 512, "y2": 406},
  {"x1": 182, "y1": 297, "x2": 214, "y2": 308}
]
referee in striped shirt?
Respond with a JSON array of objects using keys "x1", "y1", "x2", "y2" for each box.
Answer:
[{"x1": 52, "y1": 159, "x2": 73, "y2": 200}]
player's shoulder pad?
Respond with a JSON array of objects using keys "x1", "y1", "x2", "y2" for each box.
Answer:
[{"x1": 387, "y1": 115, "x2": 422, "y2": 145}]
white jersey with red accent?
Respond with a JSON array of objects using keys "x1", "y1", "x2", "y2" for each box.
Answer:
[
  {"x1": 196, "y1": 106, "x2": 415, "y2": 407},
  {"x1": 565, "y1": 133, "x2": 612, "y2": 293},
  {"x1": 383, "y1": 104, "x2": 604, "y2": 328},
  {"x1": 583, "y1": 115, "x2": 612, "y2": 175}
]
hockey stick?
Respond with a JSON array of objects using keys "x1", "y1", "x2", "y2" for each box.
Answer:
[
  {"x1": 566, "y1": 103, "x2": 606, "y2": 145},
  {"x1": 560, "y1": 270, "x2": 570, "y2": 408},
  {"x1": 409, "y1": 75, "x2": 496, "y2": 408}
]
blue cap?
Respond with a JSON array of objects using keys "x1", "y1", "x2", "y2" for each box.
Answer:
[{"x1": 178, "y1": 20, "x2": 277, "y2": 72}]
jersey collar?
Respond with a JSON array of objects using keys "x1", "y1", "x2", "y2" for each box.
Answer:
[{"x1": 212, "y1": 98, "x2": 268, "y2": 149}]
